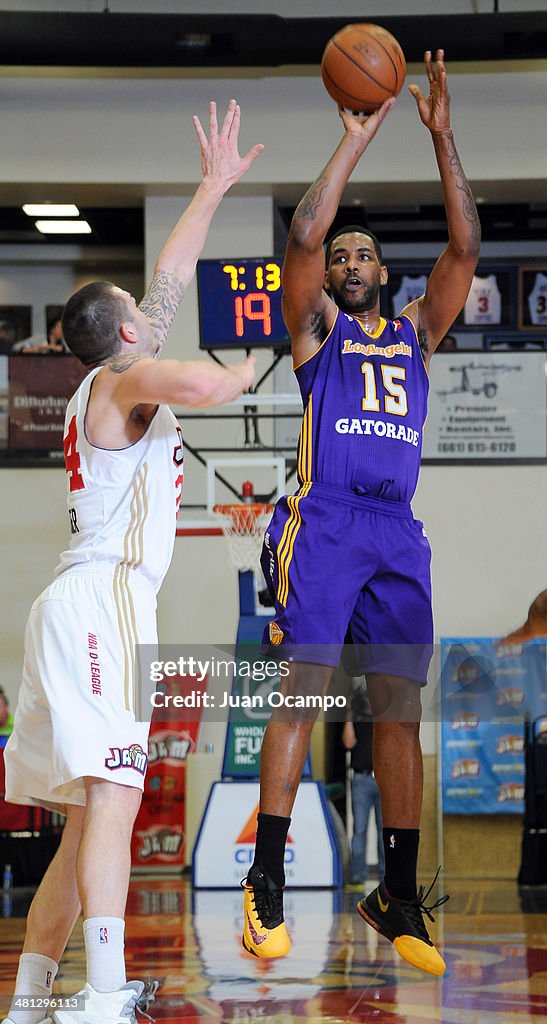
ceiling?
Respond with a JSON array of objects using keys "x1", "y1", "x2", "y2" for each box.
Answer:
[
  {"x1": 278, "y1": 203, "x2": 547, "y2": 247},
  {"x1": 1, "y1": 9, "x2": 547, "y2": 67},
  {"x1": 0, "y1": 205, "x2": 144, "y2": 247},
  {"x1": 3, "y1": 201, "x2": 547, "y2": 250},
  {"x1": 1, "y1": 8, "x2": 546, "y2": 248}
]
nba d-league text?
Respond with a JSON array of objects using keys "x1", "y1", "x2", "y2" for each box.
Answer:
[{"x1": 148, "y1": 656, "x2": 347, "y2": 711}]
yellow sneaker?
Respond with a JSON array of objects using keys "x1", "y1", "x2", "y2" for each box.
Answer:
[
  {"x1": 357, "y1": 874, "x2": 448, "y2": 976},
  {"x1": 242, "y1": 865, "x2": 292, "y2": 958}
]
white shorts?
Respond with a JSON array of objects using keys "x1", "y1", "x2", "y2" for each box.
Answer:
[{"x1": 4, "y1": 564, "x2": 157, "y2": 812}]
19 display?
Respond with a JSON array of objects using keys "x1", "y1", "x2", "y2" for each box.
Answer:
[{"x1": 197, "y1": 257, "x2": 289, "y2": 350}]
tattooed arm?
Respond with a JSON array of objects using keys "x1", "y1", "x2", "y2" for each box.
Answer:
[
  {"x1": 139, "y1": 99, "x2": 263, "y2": 356},
  {"x1": 282, "y1": 99, "x2": 394, "y2": 366},
  {"x1": 139, "y1": 271, "x2": 186, "y2": 359},
  {"x1": 402, "y1": 51, "x2": 481, "y2": 363}
]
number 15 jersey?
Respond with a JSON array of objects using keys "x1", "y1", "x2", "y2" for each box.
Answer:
[{"x1": 294, "y1": 310, "x2": 429, "y2": 503}]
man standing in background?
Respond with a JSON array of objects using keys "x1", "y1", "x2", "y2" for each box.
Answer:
[{"x1": 342, "y1": 681, "x2": 384, "y2": 888}]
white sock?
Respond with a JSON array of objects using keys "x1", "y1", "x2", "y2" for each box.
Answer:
[
  {"x1": 83, "y1": 917, "x2": 126, "y2": 993},
  {"x1": 9, "y1": 952, "x2": 58, "y2": 1024}
]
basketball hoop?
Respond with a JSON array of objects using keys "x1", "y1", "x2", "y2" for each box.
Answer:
[{"x1": 212, "y1": 501, "x2": 273, "y2": 572}]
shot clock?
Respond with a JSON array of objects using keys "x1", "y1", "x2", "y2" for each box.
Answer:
[{"x1": 196, "y1": 257, "x2": 289, "y2": 350}]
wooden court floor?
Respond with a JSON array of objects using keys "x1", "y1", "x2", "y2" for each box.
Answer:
[{"x1": 1, "y1": 878, "x2": 547, "y2": 1023}]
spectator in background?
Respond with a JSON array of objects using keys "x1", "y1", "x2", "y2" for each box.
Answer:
[
  {"x1": 342, "y1": 680, "x2": 384, "y2": 887},
  {"x1": 0, "y1": 318, "x2": 18, "y2": 355},
  {"x1": 502, "y1": 589, "x2": 547, "y2": 643},
  {"x1": 436, "y1": 332, "x2": 458, "y2": 352},
  {"x1": 14, "y1": 316, "x2": 68, "y2": 354},
  {"x1": 44, "y1": 316, "x2": 68, "y2": 353},
  {"x1": 0, "y1": 687, "x2": 14, "y2": 738}
]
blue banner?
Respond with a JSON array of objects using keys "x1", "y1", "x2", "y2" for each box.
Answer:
[{"x1": 440, "y1": 637, "x2": 547, "y2": 814}]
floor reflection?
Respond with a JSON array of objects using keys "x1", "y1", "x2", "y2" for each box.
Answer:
[{"x1": 1, "y1": 880, "x2": 546, "y2": 1023}]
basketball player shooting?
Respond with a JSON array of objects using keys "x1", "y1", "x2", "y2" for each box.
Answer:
[
  {"x1": 4, "y1": 100, "x2": 262, "y2": 1024},
  {"x1": 242, "y1": 50, "x2": 480, "y2": 976}
]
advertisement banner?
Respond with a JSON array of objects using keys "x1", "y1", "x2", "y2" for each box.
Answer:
[
  {"x1": 131, "y1": 674, "x2": 207, "y2": 869},
  {"x1": 222, "y1": 644, "x2": 279, "y2": 777},
  {"x1": 192, "y1": 780, "x2": 340, "y2": 888},
  {"x1": 221, "y1": 642, "x2": 312, "y2": 779},
  {"x1": 423, "y1": 352, "x2": 546, "y2": 459},
  {"x1": 440, "y1": 638, "x2": 547, "y2": 814},
  {"x1": 8, "y1": 354, "x2": 86, "y2": 453}
]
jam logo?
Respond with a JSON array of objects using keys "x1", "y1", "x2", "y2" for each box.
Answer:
[
  {"x1": 451, "y1": 759, "x2": 481, "y2": 779},
  {"x1": 496, "y1": 735, "x2": 524, "y2": 755},
  {"x1": 105, "y1": 744, "x2": 147, "y2": 775},
  {"x1": 137, "y1": 825, "x2": 184, "y2": 861},
  {"x1": 148, "y1": 730, "x2": 194, "y2": 766},
  {"x1": 454, "y1": 659, "x2": 481, "y2": 685},
  {"x1": 496, "y1": 688, "x2": 525, "y2": 707},
  {"x1": 496, "y1": 642, "x2": 524, "y2": 659},
  {"x1": 497, "y1": 783, "x2": 525, "y2": 803},
  {"x1": 451, "y1": 713, "x2": 479, "y2": 731}
]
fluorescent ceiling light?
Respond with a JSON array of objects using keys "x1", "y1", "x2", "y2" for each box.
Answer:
[
  {"x1": 35, "y1": 220, "x2": 92, "y2": 234},
  {"x1": 23, "y1": 203, "x2": 80, "y2": 217}
]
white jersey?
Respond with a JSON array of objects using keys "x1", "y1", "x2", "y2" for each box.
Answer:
[
  {"x1": 527, "y1": 272, "x2": 547, "y2": 325},
  {"x1": 464, "y1": 274, "x2": 502, "y2": 325},
  {"x1": 391, "y1": 275, "x2": 428, "y2": 317},
  {"x1": 55, "y1": 366, "x2": 183, "y2": 593}
]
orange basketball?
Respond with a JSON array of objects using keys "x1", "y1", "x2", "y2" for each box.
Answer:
[{"x1": 321, "y1": 23, "x2": 406, "y2": 113}]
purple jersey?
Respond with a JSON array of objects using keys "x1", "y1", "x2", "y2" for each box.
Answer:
[{"x1": 294, "y1": 310, "x2": 428, "y2": 503}]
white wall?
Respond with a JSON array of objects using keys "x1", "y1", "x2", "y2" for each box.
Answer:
[
  {"x1": 1, "y1": 68, "x2": 546, "y2": 202},
  {"x1": 415, "y1": 466, "x2": 546, "y2": 640}
]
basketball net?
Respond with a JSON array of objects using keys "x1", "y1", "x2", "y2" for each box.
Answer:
[{"x1": 213, "y1": 482, "x2": 273, "y2": 573}]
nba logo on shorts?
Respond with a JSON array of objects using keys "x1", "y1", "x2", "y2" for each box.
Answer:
[{"x1": 99, "y1": 926, "x2": 109, "y2": 944}]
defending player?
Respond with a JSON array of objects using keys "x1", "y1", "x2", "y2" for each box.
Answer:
[
  {"x1": 4, "y1": 100, "x2": 261, "y2": 1024},
  {"x1": 242, "y1": 51, "x2": 480, "y2": 975}
]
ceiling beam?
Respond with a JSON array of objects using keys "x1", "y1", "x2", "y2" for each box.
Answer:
[{"x1": 0, "y1": 11, "x2": 546, "y2": 68}]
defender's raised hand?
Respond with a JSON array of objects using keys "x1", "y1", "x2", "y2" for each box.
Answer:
[
  {"x1": 408, "y1": 49, "x2": 451, "y2": 135},
  {"x1": 192, "y1": 99, "x2": 264, "y2": 191},
  {"x1": 139, "y1": 101, "x2": 263, "y2": 352}
]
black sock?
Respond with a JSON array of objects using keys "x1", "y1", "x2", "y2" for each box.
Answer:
[
  {"x1": 253, "y1": 812, "x2": 291, "y2": 888},
  {"x1": 382, "y1": 827, "x2": 419, "y2": 901}
]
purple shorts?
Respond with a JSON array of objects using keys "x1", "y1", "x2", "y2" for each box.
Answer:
[{"x1": 261, "y1": 482, "x2": 433, "y2": 684}]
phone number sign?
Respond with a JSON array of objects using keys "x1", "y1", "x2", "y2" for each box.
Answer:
[{"x1": 422, "y1": 352, "x2": 546, "y2": 460}]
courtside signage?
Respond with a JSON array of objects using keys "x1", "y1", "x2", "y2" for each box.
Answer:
[{"x1": 193, "y1": 780, "x2": 340, "y2": 887}]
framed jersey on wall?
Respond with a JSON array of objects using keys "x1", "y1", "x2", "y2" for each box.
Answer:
[
  {"x1": 519, "y1": 266, "x2": 547, "y2": 329},
  {"x1": 384, "y1": 264, "x2": 516, "y2": 334},
  {"x1": 458, "y1": 267, "x2": 514, "y2": 329},
  {"x1": 383, "y1": 267, "x2": 432, "y2": 321},
  {"x1": 385, "y1": 269, "x2": 431, "y2": 319}
]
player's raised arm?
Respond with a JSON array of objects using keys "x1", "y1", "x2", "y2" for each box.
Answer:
[
  {"x1": 106, "y1": 352, "x2": 256, "y2": 410},
  {"x1": 405, "y1": 50, "x2": 481, "y2": 360},
  {"x1": 139, "y1": 100, "x2": 264, "y2": 357},
  {"x1": 282, "y1": 99, "x2": 394, "y2": 366}
]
